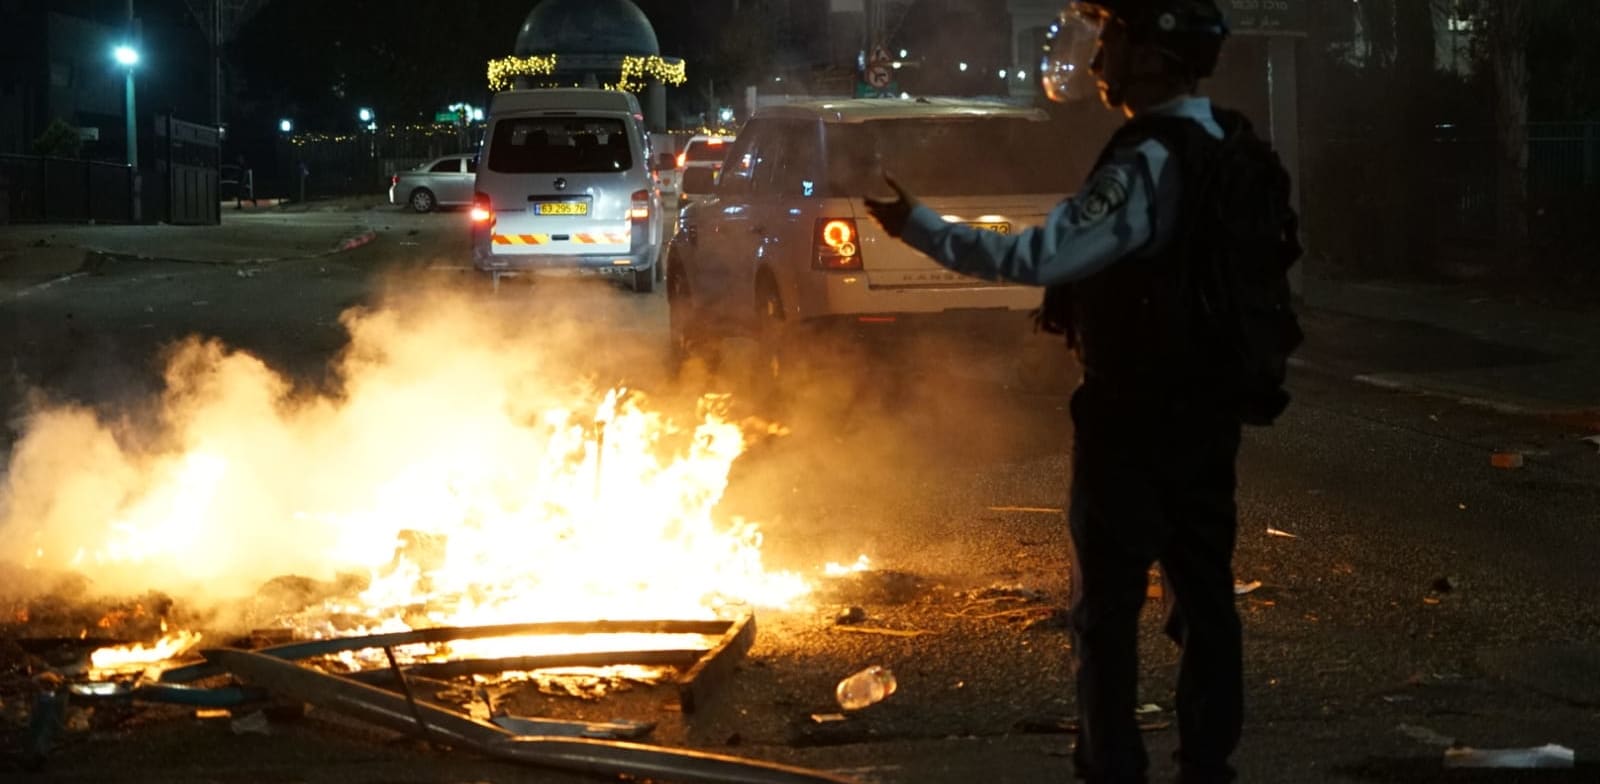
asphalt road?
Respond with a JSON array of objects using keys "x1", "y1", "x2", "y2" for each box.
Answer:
[{"x1": 3, "y1": 208, "x2": 1599, "y2": 783}]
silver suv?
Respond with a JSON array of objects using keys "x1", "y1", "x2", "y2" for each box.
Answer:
[{"x1": 667, "y1": 99, "x2": 1070, "y2": 365}]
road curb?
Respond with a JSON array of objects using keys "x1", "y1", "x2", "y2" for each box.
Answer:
[
  {"x1": 77, "y1": 228, "x2": 381, "y2": 266},
  {"x1": 7, "y1": 270, "x2": 92, "y2": 299},
  {"x1": 1, "y1": 229, "x2": 382, "y2": 301},
  {"x1": 1289, "y1": 356, "x2": 1600, "y2": 428}
]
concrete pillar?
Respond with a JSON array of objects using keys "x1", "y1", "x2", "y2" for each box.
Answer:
[
  {"x1": 1008, "y1": 0, "x2": 1058, "y2": 101},
  {"x1": 1267, "y1": 36, "x2": 1303, "y2": 296},
  {"x1": 647, "y1": 84, "x2": 666, "y2": 133}
]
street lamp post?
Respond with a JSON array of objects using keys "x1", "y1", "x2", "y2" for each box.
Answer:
[
  {"x1": 357, "y1": 108, "x2": 376, "y2": 164},
  {"x1": 114, "y1": 45, "x2": 139, "y2": 169}
]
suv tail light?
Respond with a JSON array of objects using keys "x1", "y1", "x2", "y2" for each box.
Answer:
[
  {"x1": 629, "y1": 189, "x2": 651, "y2": 221},
  {"x1": 390, "y1": 175, "x2": 398, "y2": 186},
  {"x1": 470, "y1": 192, "x2": 495, "y2": 227},
  {"x1": 814, "y1": 218, "x2": 863, "y2": 271}
]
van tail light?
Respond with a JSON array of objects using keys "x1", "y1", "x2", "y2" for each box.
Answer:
[
  {"x1": 814, "y1": 218, "x2": 863, "y2": 271},
  {"x1": 629, "y1": 189, "x2": 651, "y2": 221},
  {"x1": 676, "y1": 152, "x2": 687, "y2": 169},
  {"x1": 470, "y1": 192, "x2": 495, "y2": 227}
]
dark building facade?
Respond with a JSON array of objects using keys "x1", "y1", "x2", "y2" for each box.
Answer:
[{"x1": 0, "y1": 0, "x2": 211, "y2": 161}]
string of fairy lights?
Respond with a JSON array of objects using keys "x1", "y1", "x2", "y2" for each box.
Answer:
[
  {"x1": 485, "y1": 54, "x2": 686, "y2": 92},
  {"x1": 281, "y1": 55, "x2": 688, "y2": 143},
  {"x1": 485, "y1": 54, "x2": 560, "y2": 92},
  {"x1": 613, "y1": 55, "x2": 687, "y2": 91}
]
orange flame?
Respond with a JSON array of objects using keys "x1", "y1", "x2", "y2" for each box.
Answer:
[
  {"x1": 2, "y1": 297, "x2": 833, "y2": 650},
  {"x1": 90, "y1": 630, "x2": 203, "y2": 675}
]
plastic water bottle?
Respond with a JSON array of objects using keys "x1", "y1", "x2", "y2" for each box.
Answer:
[{"x1": 835, "y1": 665, "x2": 897, "y2": 710}]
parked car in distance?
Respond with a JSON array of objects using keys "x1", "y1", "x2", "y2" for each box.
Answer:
[{"x1": 390, "y1": 154, "x2": 478, "y2": 213}]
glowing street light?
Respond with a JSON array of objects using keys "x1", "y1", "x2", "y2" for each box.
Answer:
[
  {"x1": 358, "y1": 107, "x2": 374, "y2": 123},
  {"x1": 278, "y1": 118, "x2": 293, "y2": 133},
  {"x1": 958, "y1": 62, "x2": 969, "y2": 72},
  {"x1": 112, "y1": 44, "x2": 140, "y2": 168}
]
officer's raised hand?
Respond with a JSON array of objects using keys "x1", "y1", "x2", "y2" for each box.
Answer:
[{"x1": 864, "y1": 172, "x2": 921, "y2": 238}]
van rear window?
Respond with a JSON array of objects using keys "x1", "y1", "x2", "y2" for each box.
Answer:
[{"x1": 488, "y1": 117, "x2": 633, "y2": 174}]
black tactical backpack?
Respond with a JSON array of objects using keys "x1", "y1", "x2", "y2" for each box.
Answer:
[{"x1": 1038, "y1": 108, "x2": 1303, "y2": 426}]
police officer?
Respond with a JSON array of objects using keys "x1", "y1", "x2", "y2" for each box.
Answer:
[{"x1": 865, "y1": 1, "x2": 1256, "y2": 782}]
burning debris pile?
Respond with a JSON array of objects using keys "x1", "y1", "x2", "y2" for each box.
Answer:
[{"x1": 0, "y1": 295, "x2": 864, "y2": 780}]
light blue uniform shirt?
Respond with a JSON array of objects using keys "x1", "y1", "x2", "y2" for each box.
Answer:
[{"x1": 900, "y1": 96, "x2": 1224, "y2": 287}]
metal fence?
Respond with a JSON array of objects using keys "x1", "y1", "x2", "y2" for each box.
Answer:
[
  {"x1": 1439, "y1": 122, "x2": 1600, "y2": 244},
  {"x1": 0, "y1": 154, "x2": 135, "y2": 224},
  {"x1": 280, "y1": 125, "x2": 478, "y2": 199},
  {"x1": 1308, "y1": 122, "x2": 1600, "y2": 258},
  {"x1": 1527, "y1": 122, "x2": 1600, "y2": 194}
]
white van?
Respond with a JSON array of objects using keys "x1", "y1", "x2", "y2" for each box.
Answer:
[{"x1": 471, "y1": 89, "x2": 666, "y2": 292}]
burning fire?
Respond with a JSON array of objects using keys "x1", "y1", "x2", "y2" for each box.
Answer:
[
  {"x1": 90, "y1": 627, "x2": 203, "y2": 676},
  {"x1": 0, "y1": 295, "x2": 818, "y2": 653},
  {"x1": 825, "y1": 555, "x2": 873, "y2": 577}
]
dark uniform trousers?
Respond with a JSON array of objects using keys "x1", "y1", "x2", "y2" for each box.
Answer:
[{"x1": 1067, "y1": 382, "x2": 1244, "y2": 784}]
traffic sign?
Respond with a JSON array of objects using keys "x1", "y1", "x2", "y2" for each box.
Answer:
[
  {"x1": 1224, "y1": 0, "x2": 1306, "y2": 36},
  {"x1": 434, "y1": 111, "x2": 460, "y2": 123}
]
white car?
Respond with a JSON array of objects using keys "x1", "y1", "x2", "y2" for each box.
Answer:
[
  {"x1": 674, "y1": 134, "x2": 735, "y2": 207},
  {"x1": 470, "y1": 89, "x2": 666, "y2": 292},
  {"x1": 390, "y1": 154, "x2": 477, "y2": 213},
  {"x1": 666, "y1": 99, "x2": 1071, "y2": 366}
]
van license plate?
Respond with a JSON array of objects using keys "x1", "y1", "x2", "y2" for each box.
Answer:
[
  {"x1": 966, "y1": 222, "x2": 1010, "y2": 234},
  {"x1": 537, "y1": 202, "x2": 589, "y2": 216}
]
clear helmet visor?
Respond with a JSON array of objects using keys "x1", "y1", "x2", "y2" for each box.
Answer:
[{"x1": 1040, "y1": 7, "x2": 1104, "y2": 103}]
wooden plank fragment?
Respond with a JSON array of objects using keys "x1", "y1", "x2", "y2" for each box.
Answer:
[{"x1": 676, "y1": 614, "x2": 756, "y2": 714}]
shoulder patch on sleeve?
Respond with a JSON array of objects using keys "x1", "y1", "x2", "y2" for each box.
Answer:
[{"x1": 1079, "y1": 165, "x2": 1131, "y2": 226}]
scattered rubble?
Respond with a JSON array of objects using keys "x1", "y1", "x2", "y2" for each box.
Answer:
[
  {"x1": 1444, "y1": 743, "x2": 1575, "y2": 769},
  {"x1": 208, "y1": 648, "x2": 859, "y2": 783},
  {"x1": 834, "y1": 606, "x2": 868, "y2": 626},
  {"x1": 814, "y1": 570, "x2": 931, "y2": 606},
  {"x1": 829, "y1": 626, "x2": 928, "y2": 639},
  {"x1": 2, "y1": 612, "x2": 778, "y2": 776}
]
